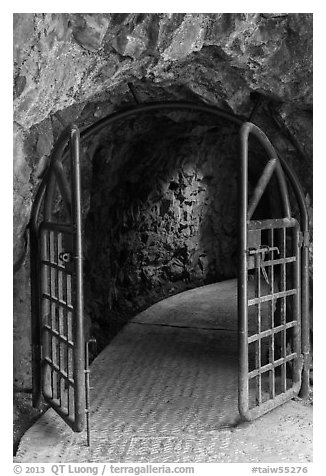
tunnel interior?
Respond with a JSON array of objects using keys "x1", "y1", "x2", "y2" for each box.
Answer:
[{"x1": 69, "y1": 107, "x2": 282, "y2": 352}]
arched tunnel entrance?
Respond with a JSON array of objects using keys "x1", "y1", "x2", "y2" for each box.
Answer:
[{"x1": 29, "y1": 101, "x2": 310, "y2": 440}]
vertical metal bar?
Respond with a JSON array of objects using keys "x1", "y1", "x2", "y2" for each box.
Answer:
[
  {"x1": 268, "y1": 229, "x2": 275, "y2": 399},
  {"x1": 292, "y1": 225, "x2": 301, "y2": 383},
  {"x1": 70, "y1": 126, "x2": 86, "y2": 432},
  {"x1": 300, "y1": 240, "x2": 310, "y2": 397},
  {"x1": 61, "y1": 238, "x2": 69, "y2": 412},
  {"x1": 238, "y1": 123, "x2": 250, "y2": 418},
  {"x1": 85, "y1": 341, "x2": 91, "y2": 447},
  {"x1": 66, "y1": 276, "x2": 72, "y2": 415},
  {"x1": 31, "y1": 224, "x2": 42, "y2": 408},
  {"x1": 51, "y1": 231, "x2": 58, "y2": 399},
  {"x1": 48, "y1": 231, "x2": 55, "y2": 399},
  {"x1": 281, "y1": 228, "x2": 287, "y2": 392},
  {"x1": 66, "y1": 324, "x2": 70, "y2": 414},
  {"x1": 40, "y1": 229, "x2": 49, "y2": 396},
  {"x1": 85, "y1": 338, "x2": 96, "y2": 446},
  {"x1": 255, "y1": 255, "x2": 262, "y2": 405},
  {"x1": 54, "y1": 231, "x2": 60, "y2": 400}
]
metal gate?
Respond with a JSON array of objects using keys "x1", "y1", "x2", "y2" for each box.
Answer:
[
  {"x1": 238, "y1": 122, "x2": 303, "y2": 420},
  {"x1": 29, "y1": 103, "x2": 309, "y2": 434},
  {"x1": 30, "y1": 125, "x2": 86, "y2": 432}
]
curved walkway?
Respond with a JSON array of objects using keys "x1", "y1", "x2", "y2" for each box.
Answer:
[{"x1": 15, "y1": 279, "x2": 312, "y2": 463}]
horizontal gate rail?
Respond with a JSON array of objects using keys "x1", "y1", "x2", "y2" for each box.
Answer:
[
  {"x1": 41, "y1": 293, "x2": 74, "y2": 309},
  {"x1": 248, "y1": 353, "x2": 298, "y2": 379},
  {"x1": 248, "y1": 289, "x2": 297, "y2": 306},
  {"x1": 248, "y1": 218, "x2": 298, "y2": 230},
  {"x1": 43, "y1": 324, "x2": 74, "y2": 346},
  {"x1": 40, "y1": 261, "x2": 73, "y2": 272},
  {"x1": 39, "y1": 221, "x2": 75, "y2": 234},
  {"x1": 248, "y1": 320, "x2": 297, "y2": 343},
  {"x1": 255, "y1": 256, "x2": 296, "y2": 267},
  {"x1": 238, "y1": 384, "x2": 302, "y2": 421},
  {"x1": 43, "y1": 357, "x2": 75, "y2": 385}
]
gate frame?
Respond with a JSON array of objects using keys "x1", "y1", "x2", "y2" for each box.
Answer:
[
  {"x1": 30, "y1": 125, "x2": 85, "y2": 432},
  {"x1": 30, "y1": 100, "x2": 310, "y2": 425},
  {"x1": 238, "y1": 122, "x2": 306, "y2": 420}
]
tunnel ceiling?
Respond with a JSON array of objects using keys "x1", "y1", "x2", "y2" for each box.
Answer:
[{"x1": 13, "y1": 13, "x2": 313, "y2": 130}]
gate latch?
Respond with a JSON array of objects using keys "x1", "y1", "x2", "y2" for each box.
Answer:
[
  {"x1": 59, "y1": 251, "x2": 72, "y2": 263},
  {"x1": 248, "y1": 246, "x2": 280, "y2": 285},
  {"x1": 248, "y1": 245, "x2": 279, "y2": 256}
]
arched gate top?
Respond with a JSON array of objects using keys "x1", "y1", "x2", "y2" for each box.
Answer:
[{"x1": 31, "y1": 100, "x2": 309, "y2": 234}]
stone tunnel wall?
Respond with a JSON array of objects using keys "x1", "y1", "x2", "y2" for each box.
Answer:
[
  {"x1": 13, "y1": 13, "x2": 313, "y2": 388},
  {"x1": 83, "y1": 117, "x2": 240, "y2": 348}
]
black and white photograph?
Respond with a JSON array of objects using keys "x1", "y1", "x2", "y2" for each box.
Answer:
[{"x1": 11, "y1": 6, "x2": 315, "y2": 472}]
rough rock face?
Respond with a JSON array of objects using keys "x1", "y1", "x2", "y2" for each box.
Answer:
[
  {"x1": 14, "y1": 13, "x2": 312, "y2": 129},
  {"x1": 84, "y1": 118, "x2": 240, "y2": 348},
  {"x1": 13, "y1": 13, "x2": 313, "y2": 387}
]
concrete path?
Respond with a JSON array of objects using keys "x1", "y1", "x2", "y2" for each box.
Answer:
[{"x1": 15, "y1": 279, "x2": 312, "y2": 463}]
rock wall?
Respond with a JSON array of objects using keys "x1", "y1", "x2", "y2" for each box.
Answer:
[
  {"x1": 13, "y1": 13, "x2": 313, "y2": 388},
  {"x1": 84, "y1": 118, "x2": 241, "y2": 348},
  {"x1": 14, "y1": 13, "x2": 312, "y2": 129}
]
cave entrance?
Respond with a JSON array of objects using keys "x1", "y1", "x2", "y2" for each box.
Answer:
[{"x1": 30, "y1": 101, "x2": 310, "y2": 437}]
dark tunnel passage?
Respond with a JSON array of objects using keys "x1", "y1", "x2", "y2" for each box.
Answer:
[{"x1": 80, "y1": 110, "x2": 284, "y2": 353}]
